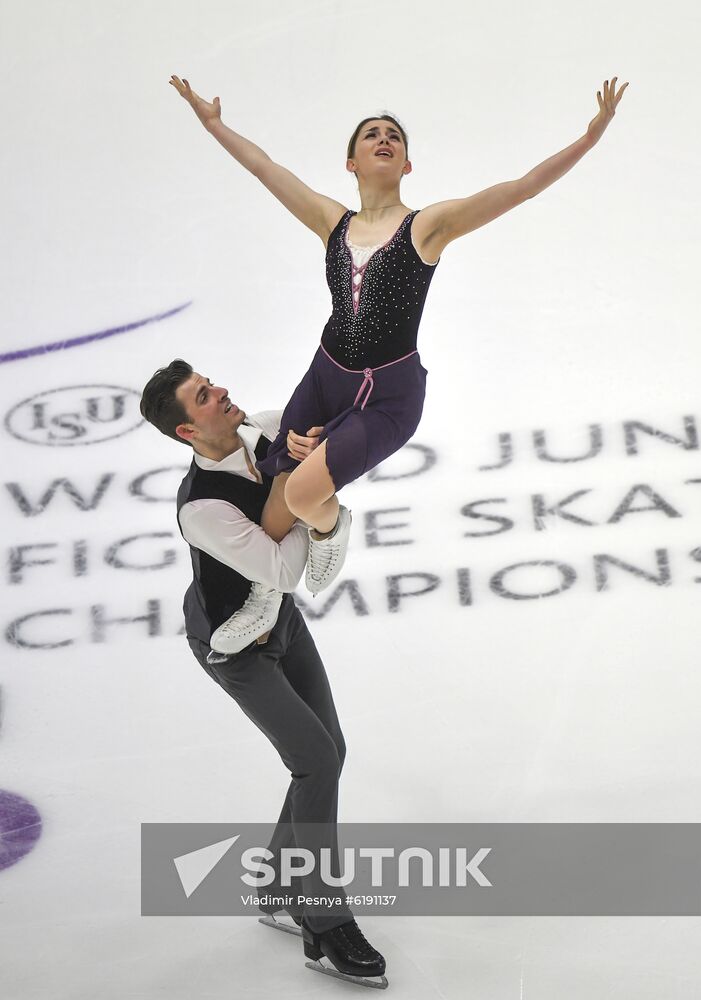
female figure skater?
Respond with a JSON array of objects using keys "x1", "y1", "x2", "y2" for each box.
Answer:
[{"x1": 170, "y1": 75, "x2": 628, "y2": 653}]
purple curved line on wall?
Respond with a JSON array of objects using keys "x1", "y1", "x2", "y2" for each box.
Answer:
[
  {"x1": 0, "y1": 790, "x2": 42, "y2": 871},
  {"x1": 0, "y1": 301, "x2": 192, "y2": 364}
]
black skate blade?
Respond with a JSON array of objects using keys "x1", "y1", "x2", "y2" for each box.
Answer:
[
  {"x1": 305, "y1": 959, "x2": 388, "y2": 989},
  {"x1": 258, "y1": 914, "x2": 303, "y2": 937}
]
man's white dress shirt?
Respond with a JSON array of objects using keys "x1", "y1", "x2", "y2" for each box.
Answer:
[{"x1": 177, "y1": 411, "x2": 308, "y2": 592}]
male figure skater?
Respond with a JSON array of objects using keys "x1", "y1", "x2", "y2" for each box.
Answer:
[{"x1": 139, "y1": 359, "x2": 388, "y2": 989}]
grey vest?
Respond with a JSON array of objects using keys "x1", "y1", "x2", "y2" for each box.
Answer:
[{"x1": 176, "y1": 433, "x2": 274, "y2": 646}]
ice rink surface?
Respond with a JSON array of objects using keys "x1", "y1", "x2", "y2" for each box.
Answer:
[{"x1": 2, "y1": 0, "x2": 701, "y2": 996}]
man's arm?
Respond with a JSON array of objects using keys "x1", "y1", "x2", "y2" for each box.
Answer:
[
  {"x1": 179, "y1": 499, "x2": 308, "y2": 591},
  {"x1": 247, "y1": 410, "x2": 284, "y2": 443},
  {"x1": 249, "y1": 410, "x2": 324, "y2": 461}
]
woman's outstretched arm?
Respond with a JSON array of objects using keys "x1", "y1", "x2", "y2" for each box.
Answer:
[
  {"x1": 170, "y1": 76, "x2": 347, "y2": 244},
  {"x1": 413, "y1": 77, "x2": 629, "y2": 261}
]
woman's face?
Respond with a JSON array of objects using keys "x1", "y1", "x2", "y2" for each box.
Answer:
[{"x1": 347, "y1": 120, "x2": 412, "y2": 181}]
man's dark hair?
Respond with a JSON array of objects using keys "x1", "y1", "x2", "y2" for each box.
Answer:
[{"x1": 140, "y1": 359, "x2": 194, "y2": 446}]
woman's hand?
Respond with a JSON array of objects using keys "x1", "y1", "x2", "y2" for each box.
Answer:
[
  {"x1": 287, "y1": 426, "x2": 324, "y2": 461},
  {"x1": 587, "y1": 77, "x2": 629, "y2": 145},
  {"x1": 170, "y1": 75, "x2": 222, "y2": 131}
]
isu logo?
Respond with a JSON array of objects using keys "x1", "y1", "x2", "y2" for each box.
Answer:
[{"x1": 4, "y1": 384, "x2": 144, "y2": 446}]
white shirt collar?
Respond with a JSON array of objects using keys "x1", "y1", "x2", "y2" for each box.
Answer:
[{"x1": 192, "y1": 420, "x2": 263, "y2": 480}]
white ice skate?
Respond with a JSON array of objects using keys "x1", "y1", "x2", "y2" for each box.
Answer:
[
  {"x1": 305, "y1": 506, "x2": 352, "y2": 595},
  {"x1": 208, "y1": 582, "x2": 282, "y2": 656}
]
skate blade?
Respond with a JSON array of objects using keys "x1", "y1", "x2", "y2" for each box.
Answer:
[
  {"x1": 206, "y1": 649, "x2": 232, "y2": 665},
  {"x1": 258, "y1": 915, "x2": 302, "y2": 937},
  {"x1": 305, "y1": 959, "x2": 388, "y2": 989}
]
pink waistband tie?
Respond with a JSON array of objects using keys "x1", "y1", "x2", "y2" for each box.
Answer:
[
  {"x1": 353, "y1": 368, "x2": 375, "y2": 410},
  {"x1": 319, "y1": 343, "x2": 418, "y2": 411}
]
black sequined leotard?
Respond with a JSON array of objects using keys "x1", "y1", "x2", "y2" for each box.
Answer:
[
  {"x1": 256, "y1": 208, "x2": 440, "y2": 491},
  {"x1": 321, "y1": 209, "x2": 439, "y2": 368}
]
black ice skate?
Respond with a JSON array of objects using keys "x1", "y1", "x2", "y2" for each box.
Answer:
[{"x1": 302, "y1": 917, "x2": 388, "y2": 990}]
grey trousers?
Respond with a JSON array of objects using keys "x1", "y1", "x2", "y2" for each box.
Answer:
[{"x1": 188, "y1": 593, "x2": 354, "y2": 934}]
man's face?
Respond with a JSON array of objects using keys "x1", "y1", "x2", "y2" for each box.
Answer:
[{"x1": 175, "y1": 371, "x2": 246, "y2": 447}]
